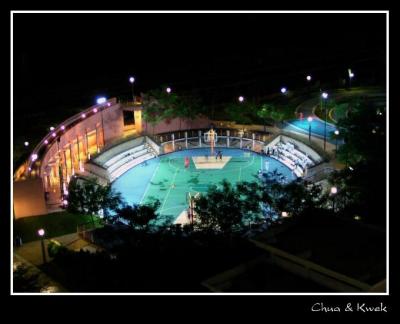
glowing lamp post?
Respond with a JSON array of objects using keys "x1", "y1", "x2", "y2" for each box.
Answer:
[
  {"x1": 280, "y1": 87, "x2": 287, "y2": 94},
  {"x1": 330, "y1": 186, "x2": 338, "y2": 212},
  {"x1": 348, "y1": 69, "x2": 354, "y2": 89},
  {"x1": 306, "y1": 75, "x2": 312, "y2": 81},
  {"x1": 129, "y1": 76, "x2": 135, "y2": 102},
  {"x1": 307, "y1": 116, "x2": 313, "y2": 142},
  {"x1": 38, "y1": 228, "x2": 47, "y2": 264},
  {"x1": 321, "y1": 92, "x2": 328, "y2": 151},
  {"x1": 238, "y1": 96, "x2": 244, "y2": 103},
  {"x1": 96, "y1": 97, "x2": 107, "y2": 150},
  {"x1": 334, "y1": 130, "x2": 340, "y2": 156}
]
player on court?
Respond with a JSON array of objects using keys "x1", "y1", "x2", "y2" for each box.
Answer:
[{"x1": 184, "y1": 156, "x2": 190, "y2": 169}]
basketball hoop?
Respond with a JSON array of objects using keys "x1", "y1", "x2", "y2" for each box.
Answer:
[{"x1": 204, "y1": 129, "x2": 218, "y2": 154}]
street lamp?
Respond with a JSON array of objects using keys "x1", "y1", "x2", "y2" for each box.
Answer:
[
  {"x1": 306, "y1": 75, "x2": 312, "y2": 81},
  {"x1": 321, "y1": 92, "x2": 328, "y2": 151},
  {"x1": 307, "y1": 116, "x2": 313, "y2": 142},
  {"x1": 129, "y1": 76, "x2": 135, "y2": 102},
  {"x1": 37, "y1": 228, "x2": 47, "y2": 264},
  {"x1": 96, "y1": 97, "x2": 107, "y2": 105},
  {"x1": 24, "y1": 141, "x2": 29, "y2": 147},
  {"x1": 330, "y1": 186, "x2": 338, "y2": 212},
  {"x1": 348, "y1": 69, "x2": 354, "y2": 89},
  {"x1": 280, "y1": 87, "x2": 287, "y2": 94},
  {"x1": 166, "y1": 87, "x2": 172, "y2": 94},
  {"x1": 334, "y1": 130, "x2": 340, "y2": 156},
  {"x1": 238, "y1": 96, "x2": 244, "y2": 102},
  {"x1": 96, "y1": 97, "x2": 107, "y2": 150}
]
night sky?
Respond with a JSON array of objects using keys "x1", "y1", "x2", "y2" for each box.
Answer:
[{"x1": 13, "y1": 12, "x2": 386, "y2": 118}]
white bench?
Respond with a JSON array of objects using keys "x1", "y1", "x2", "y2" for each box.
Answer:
[
  {"x1": 104, "y1": 144, "x2": 146, "y2": 168},
  {"x1": 109, "y1": 152, "x2": 154, "y2": 181}
]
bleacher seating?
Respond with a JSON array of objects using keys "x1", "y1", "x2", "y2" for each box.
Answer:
[
  {"x1": 106, "y1": 143, "x2": 155, "y2": 182},
  {"x1": 269, "y1": 142, "x2": 315, "y2": 177},
  {"x1": 86, "y1": 143, "x2": 156, "y2": 182}
]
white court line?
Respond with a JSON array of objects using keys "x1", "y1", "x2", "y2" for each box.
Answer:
[
  {"x1": 167, "y1": 154, "x2": 255, "y2": 175},
  {"x1": 139, "y1": 162, "x2": 160, "y2": 204},
  {"x1": 160, "y1": 168, "x2": 179, "y2": 212}
]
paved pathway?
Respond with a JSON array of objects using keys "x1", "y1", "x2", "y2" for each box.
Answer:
[
  {"x1": 13, "y1": 232, "x2": 103, "y2": 293},
  {"x1": 13, "y1": 253, "x2": 68, "y2": 293},
  {"x1": 14, "y1": 232, "x2": 102, "y2": 267}
]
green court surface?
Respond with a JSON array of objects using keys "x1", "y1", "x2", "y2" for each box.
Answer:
[{"x1": 117, "y1": 148, "x2": 295, "y2": 225}]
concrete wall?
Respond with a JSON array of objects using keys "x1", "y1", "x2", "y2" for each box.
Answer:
[
  {"x1": 40, "y1": 102, "x2": 124, "y2": 176},
  {"x1": 13, "y1": 178, "x2": 47, "y2": 219}
]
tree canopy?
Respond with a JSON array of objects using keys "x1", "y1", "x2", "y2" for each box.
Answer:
[
  {"x1": 142, "y1": 87, "x2": 205, "y2": 129},
  {"x1": 67, "y1": 176, "x2": 124, "y2": 222},
  {"x1": 329, "y1": 98, "x2": 386, "y2": 225},
  {"x1": 114, "y1": 200, "x2": 161, "y2": 231}
]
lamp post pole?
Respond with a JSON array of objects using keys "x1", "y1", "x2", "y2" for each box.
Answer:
[
  {"x1": 322, "y1": 92, "x2": 328, "y2": 151},
  {"x1": 129, "y1": 76, "x2": 135, "y2": 103},
  {"x1": 334, "y1": 130, "x2": 340, "y2": 157},
  {"x1": 307, "y1": 116, "x2": 313, "y2": 142},
  {"x1": 330, "y1": 187, "x2": 337, "y2": 212},
  {"x1": 38, "y1": 229, "x2": 47, "y2": 264}
]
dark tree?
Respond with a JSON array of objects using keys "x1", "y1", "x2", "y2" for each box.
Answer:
[
  {"x1": 67, "y1": 176, "x2": 124, "y2": 225},
  {"x1": 115, "y1": 200, "x2": 161, "y2": 231}
]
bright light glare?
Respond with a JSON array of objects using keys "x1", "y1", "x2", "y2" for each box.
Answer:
[
  {"x1": 307, "y1": 116, "x2": 313, "y2": 123},
  {"x1": 38, "y1": 228, "x2": 45, "y2": 236},
  {"x1": 50, "y1": 126, "x2": 55, "y2": 131},
  {"x1": 96, "y1": 97, "x2": 107, "y2": 104},
  {"x1": 129, "y1": 76, "x2": 135, "y2": 84},
  {"x1": 334, "y1": 130, "x2": 339, "y2": 135},
  {"x1": 31, "y1": 154, "x2": 38, "y2": 162},
  {"x1": 322, "y1": 92, "x2": 328, "y2": 99},
  {"x1": 281, "y1": 87, "x2": 287, "y2": 94},
  {"x1": 24, "y1": 141, "x2": 29, "y2": 146},
  {"x1": 166, "y1": 87, "x2": 172, "y2": 93},
  {"x1": 238, "y1": 96, "x2": 244, "y2": 102},
  {"x1": 306, "y1": 75, "x2": 312, "y2": 81},
  {"x1": 330, "y1": 187, "x2": 338, "y2": 194}
]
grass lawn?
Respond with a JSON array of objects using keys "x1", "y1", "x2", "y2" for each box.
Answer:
[
  {"x1": 332, "y1": 103, "x2": 349, "y2": 122},
  {"x1": 14, "y1": 212, "x2": 103, "y2": 243}
]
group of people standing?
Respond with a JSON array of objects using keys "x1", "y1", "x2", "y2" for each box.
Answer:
[
  {"x1": 261, "y1": 147, "x2": 279, "y2": 158},
  {"x1": 215, "y1": 150, "x2": 223, "y2": 160}
]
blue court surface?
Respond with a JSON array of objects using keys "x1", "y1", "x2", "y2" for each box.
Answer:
[
  {"x1": 284, "y1": 118, "x2": 338, "y2": 142},
  {"x1": 112, "y1": 148, "x2": 295, "y2": 225}
]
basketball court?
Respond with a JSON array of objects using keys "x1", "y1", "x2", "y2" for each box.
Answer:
[{"x1": 112, "y1": 148, "x2": 295, "y2": 226}]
